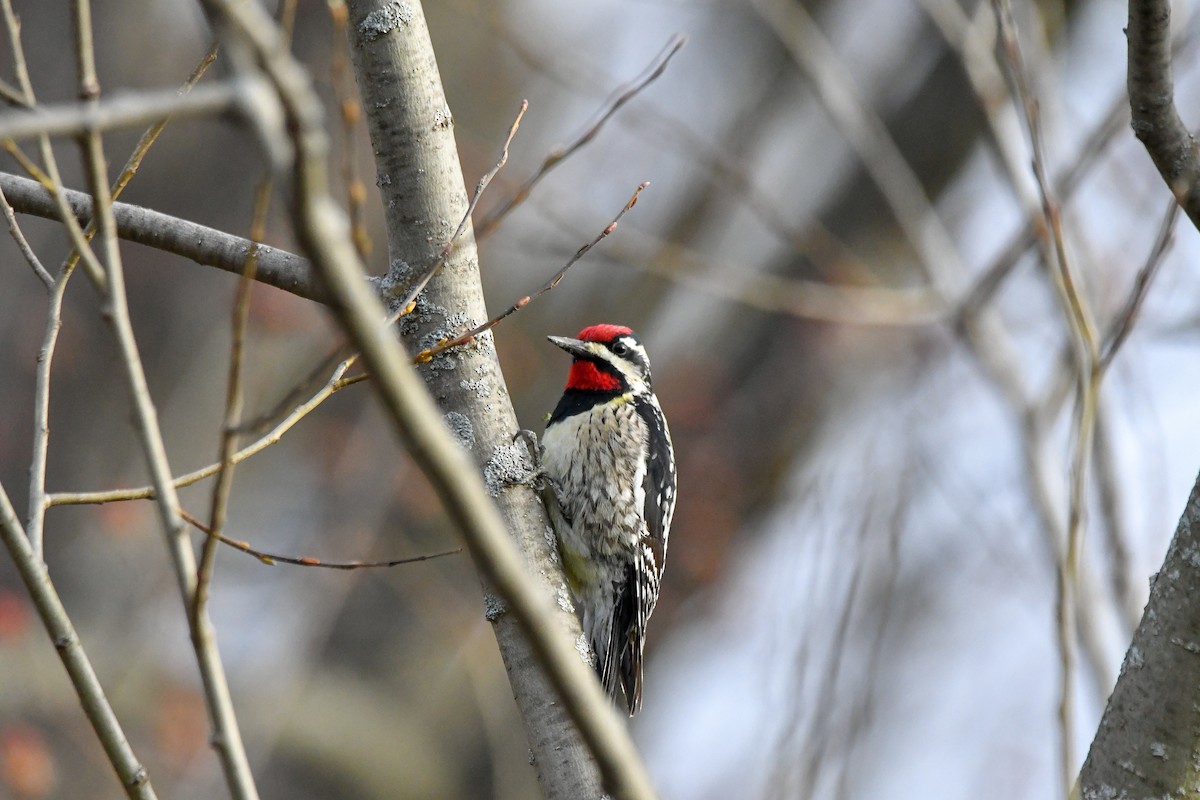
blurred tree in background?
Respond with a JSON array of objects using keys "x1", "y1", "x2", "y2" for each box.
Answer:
[{"x1": 3, "y1": 0, "x2": 1200, "y2": 798}]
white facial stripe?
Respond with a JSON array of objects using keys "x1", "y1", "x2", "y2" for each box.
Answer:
[
  {"x1": 623, "y1": 339, "x2": 649, "y2": 369},
  {"x1": 584, "y1": 336, "x2": 651, "y2": 386}
]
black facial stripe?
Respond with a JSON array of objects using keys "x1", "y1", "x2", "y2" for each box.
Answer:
[{"x1": 592, "y1": 353, "x2": 624, "y2": 372}]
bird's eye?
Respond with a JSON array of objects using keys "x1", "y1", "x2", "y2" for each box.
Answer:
[{"x1": 612, "y1": 342, "x2": 629, "y2": 356}]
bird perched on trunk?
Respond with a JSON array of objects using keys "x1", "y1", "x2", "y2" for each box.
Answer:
[{"x1": 540, "y1": 324, "x2": 676, "y2": 715}]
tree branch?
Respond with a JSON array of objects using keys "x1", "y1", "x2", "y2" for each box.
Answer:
[
  {"x1": 0, "y1": 81, "x2": 240, "y2": 141},
  {"x1": 0, "y1": 480, "x2": 158, "y2": 799},
  {"x1": 70, "y1": 1, "x2": 257, "y2": 792},
  {"x1": 1127, "y1": 0, "x2": 1200, "y2": 228},
  {"x1": 0, "y1": 170, "x2": 323, "y2": 300}
]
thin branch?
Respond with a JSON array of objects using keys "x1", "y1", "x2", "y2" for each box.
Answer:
[
  {"x1": 24, "y1": 269, "x2": 70, "y2": 556},
  {"x1": 4, "y1": 140, "x2": 108, "y2": 288},
  {"x1": 194, "y1": 180, "x2": 268, "y2": 634},
  {"x1": 61, "y1": 42, "x2": 221, "y2": 274},
  {"x1": 27, "y1": 44, "x2": 222, "y2": 558},
  {"x1": 955, "y1": 92, "x2": 1128, "y2": 321},
  {"x1": 0, "y1": 0, "x2": 107, "y2": 290},
  {"x1": 194, "y1": 0, "x2": 290, "y2": 614},
  {"x1": 1, "y1": 0, "x2": 111, "y2": 558},
  {"x1": 1099, "y1": 200, "x2": 1178, "y2": 371},
  {"x1": 0, "y1": 75, "x2": 25, "y2": 106},
  {"x1": 112, "y1": 77, "x2": 477, "y2": 478},
  {"x1": 178, "y1": 508, "x2": 462, "y2": 569},
  {"x1": 473, "y1": 35, "x2": 684, "y2": 239},
  {"x1": 0, "y1": 81, "x2": 242, "y2": 142},
  {"x1": 0, "y1": 182, "x2": 51, "y2": 286},
  {"x1": 388, "y1": 98, "x2": 528, "y2": 316},
  {"x1": 0, "y1": 0, "x2": 33, "y2": 107},
  {"x1": 484, "y1": 10, "x2": 878, "y2": 287},
  {"x1": 589, "y1": 207, "x2": 948, "y2": 326},
  {"x1": 992, "y1": 3, "x2": 1099, "y2": 793},
  {"x1": 71, "y1": 0, "x2": 258, "y2": 793},
  {"x1": 751, "y1": 0, "x2": 965, "y2": 295},
  {"x1": 1092, "y1": 402, "x2": 1142, "y2": 631},
  {"x1": 327, "y1": 1, "x2": 371, "y2": 259},
  {"x1": 0, "y1": 481, "x2": 158, "y2": 799},
  {"x1": 115, "y1": 44, "x2": 221, "y2": 199},
  {"x1": 47, "y1": 357, "x2": 357, "y2": 507},
  {"x1": 417, "y1": 182, "x2": 648, "y2": 361}
]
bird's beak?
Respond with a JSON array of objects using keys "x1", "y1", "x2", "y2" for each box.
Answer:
[{"x1": 548, "y1": 335, "x2": 590, "y2": 359}]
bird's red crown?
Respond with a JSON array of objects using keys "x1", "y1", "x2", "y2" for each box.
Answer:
[
  {"x1": 577, "y1": 324, "x2": 633, "y2": 343},
  {"x1": 563, "y1": 323, "x2": 633, "y2": 392}
]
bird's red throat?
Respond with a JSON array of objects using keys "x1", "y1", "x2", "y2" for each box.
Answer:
[{"x1": 566, "y1": 360, "x2": 622, "y2": 392}]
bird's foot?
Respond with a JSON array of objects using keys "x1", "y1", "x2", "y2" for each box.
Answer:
[{"x1": 510, "y1": 429, "x2": 545, "y2": 489}]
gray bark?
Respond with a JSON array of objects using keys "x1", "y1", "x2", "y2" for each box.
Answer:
[
  {"x1": 0, "y1": 171, "x2": 322, "y2": 300},
  {"x1": 1078, "y1": 472, "x2": 1200, "y2": 797},
  {"x1": 1127, "y1": 0, "x2": 1200, "y2": 227}
]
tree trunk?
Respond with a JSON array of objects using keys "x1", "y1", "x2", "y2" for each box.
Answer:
[
  {"x1": 342, "y1": 2, "x2": 606, "y2": 796},
  {"x1": 1078, "y1": 471, "x2": 1200, "y2": 797}
]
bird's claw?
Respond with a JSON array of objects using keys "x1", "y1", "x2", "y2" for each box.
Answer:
[{"x1": 511, "y1": 429, "x2": 545, "y2": 489}]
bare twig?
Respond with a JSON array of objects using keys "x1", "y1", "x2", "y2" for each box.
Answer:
[
  {"x1": 2, "y1": 23, "x2": 170, "y2": 772},
  {"x1": 0, "y1": 0, "x2": 107, "y2": 290},
  {"x1": 62, "y1": 42, "x2": 220, "y2": 274},
  {"x1": 0, "y1": 481, "x2": 158, "y2": 799},
  {"x1": 0, "y1": 0, "x2": 108, "y2": 559},
  {"x1": 194, "y1": 180, "x2": 268, "y2": 633},
  {"x1": 919, "y1": 0, "x2": 1032, "y2": 203},
  {"x1": 0, "y1": 182, "x2": 51, "y2": 286},
  {"x1": 195, "y1": 0, "x2": 292, "y2": 618},
  {"x1": 992, "y1": 2, "x2": 1100, "y2": 792},
  {"x1": 1092, "y1": 403, "x2": 1142, "y2": 631},
  {"x1": 481, "y1": 8, "x2": 879, "y2": 286},
  {"x1": 87, "y1": 99, "x2": 533, "y2": 532},
  {"x1": 48, "y1": 357, "x2": 358, "y2": 507},
  {"x1": 473, "y1": 35, "x2": 684, "y2": 239},
  {"x1": 0, "y1": 75, "x2": 25, "y2": 106},
  {"x1": 195, "y1": 5, "x2": 281, "y2": 626},
  {"x1": 23, "y1": 271, "x2": 70, "y2": 557},
  {"x1": 71, "y1": 0, "x2": 258, "y2": 794},
  {"x1": 178, "y1": 508, "x2": 462, "y2": 569},
  {"x1": 196, "y1": 99, "x2": 530, "y2": 465},
  {"x1": 0, "y1": 81, "x2": 242, "y2": 142},
  {"x1": 0, "y1": 0, "x2": 33, "y2": 106},
  {"x1": 4, "y1": 141, "x2": 108, "y2": 288},
  {"x1": 751, "y1": 0, "x2": 965, "y2": 295},
  {"x1": 1099, "y1": 200, "x2": 1178, "y2": 370},
  {"x1": 327, "y1": 1, "x2": 371, "y2": 258},
  {"x1": 590, "y1": 209, "x2": 948, "y2": 326},
  {"x1": 26, "y1": 45, "x2": 223, "y2": 558},
  {"x1": 388, "y1": 98, "x2": 528, "y2": 316},
  {"x1": 416, "y1": 182, "x2": 648, "y2": 361},
  {"x1": 956, "y1": 93, "x2": 1128, "y2": 321}
]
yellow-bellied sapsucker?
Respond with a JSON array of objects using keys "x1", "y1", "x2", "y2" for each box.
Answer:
[{"x1": 541, "y1": 324, "x2": 677, "y2": 715}]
